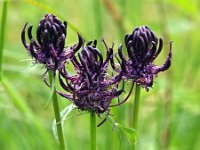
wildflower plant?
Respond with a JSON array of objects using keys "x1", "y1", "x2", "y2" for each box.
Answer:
[
  {"x1": 57, "y1": 39, "x2": 127, "y2": 149},
  {"x1": 118, "y1": 25, "x2": 172, "y2": 149},
  {"x1": 21, "y1": 13, "x2": 69, "y2": 150},
  {"x1": 21, "y1": 12, "x2": 172, "y2": 150}
]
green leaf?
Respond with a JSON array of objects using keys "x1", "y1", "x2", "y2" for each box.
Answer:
[
  {"x1": 52, "y1": 104, "x2": 75, "y2": 142},
  {"x1": 117, "y1": 123, "x2": 137, "y2": 145},
  {"x1": 104, "y1": 114, "x2": 137, "y2": 148},
  {"x1": 44, "y1": 80, "x2": 54, "y2": 109}
]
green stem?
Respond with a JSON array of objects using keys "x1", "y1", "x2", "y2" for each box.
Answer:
[
  {"x1": 0, "y1": 1, "x2": 8, "y2": 81},
  {"x1": 90, "y1": 112, "x2": 96, "y2": 150},
  {"x1": 49, "y1": 72, "x2": 66, "y2": 150},
  {"x1": 132, "y1": 84, "x2": 141, "y2": 150}
]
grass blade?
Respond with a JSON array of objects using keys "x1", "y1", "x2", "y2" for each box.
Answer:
[
  {"x1": 0, "y1": 1, "x2": 8, "y2": 81},
  {"x1": 2, "y1": 77, "x2": 33, "y2": 116}
]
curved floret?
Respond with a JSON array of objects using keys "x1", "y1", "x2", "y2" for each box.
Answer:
[
  {"x1": 58, "y1": 40, "x2": 124, "y2": 115},
  {"x1": 119, "y1": 26, "x2": 172, "y2": 91},
  {"x1": 21, "y1": 13, "x2": 83, "y2": 72}
]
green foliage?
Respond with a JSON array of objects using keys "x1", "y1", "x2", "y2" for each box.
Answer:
[
  {"x1": 0, "y1": 1, "x2": 7, "y2": 80},
  {"x1": 0, "y1": 0, "x2": 199, "y2": 150}
]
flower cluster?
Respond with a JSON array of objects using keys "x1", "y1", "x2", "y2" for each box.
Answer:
[
  {"x1": 58, "y1": 40, "x2": 124, "y2": 115},
  {"x1": 119, "y1": 26, "x2": 172, "y2": 91},
  {"x1": 21, "y1": 14, "x2": 83, "y2": 73},
  {"x1": 21, "y1": 14, "x2": 172, "y2": 115}
]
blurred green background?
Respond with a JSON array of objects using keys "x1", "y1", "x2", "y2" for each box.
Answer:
[{"x1": 0, "y1": 0, "x2": 199, "y2": 150}]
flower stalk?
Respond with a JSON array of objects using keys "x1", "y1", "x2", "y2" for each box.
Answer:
[
  {"x1": 132, "y1": 85, "x2": 141, "y2": 130},
  {"x1": 90, "y1": 112, "x2": 96, "y2": 150},
  {"x1": 49, "y1": 72, "x2": 66, "y2": 150},
  {"x1": 132, "y1": 84, "x2": 141, "y2": 150}
]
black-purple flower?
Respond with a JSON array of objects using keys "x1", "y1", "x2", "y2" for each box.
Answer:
[
  {"x1": 21, "y1": 13, "x2": 83, "y2": 72},
  {"x1": 119, "y1": 26, "x2": 172, "y2": 91},
  {"x1": 58, "y1": 40, "x2": 123, "y2": 115}
]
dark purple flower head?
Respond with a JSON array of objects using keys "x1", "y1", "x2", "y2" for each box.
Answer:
[
  {"x1": 119, "y1": 26, "x2": 172, "y2": 91},
  {"x1": 21, "y1": 13, "x2": 83, "y2": 72},
  {"x1": 58, "y1": 40, "x2": 123, "y2": 115}
]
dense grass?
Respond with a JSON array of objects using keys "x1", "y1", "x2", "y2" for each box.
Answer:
[{"x1": 0, "y1": 0, "x2": 200, "y2": 150}]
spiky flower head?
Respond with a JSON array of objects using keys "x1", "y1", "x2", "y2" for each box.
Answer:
[
  {"x1": 21, "y1": 13, "x2": 83, "y2": 73},
  {"x1": 58, "y1": 40, "x2": 123, "y2": 115},
  {"x1": 119, "y1": 26, "x2": 172, "y2": 91}
]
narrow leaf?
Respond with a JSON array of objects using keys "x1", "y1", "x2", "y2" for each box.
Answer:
[
  {"x1": 52, "y1": 104, "x2": 75, "y2": 142},
  {"x1": 104, "y1": 114, "x2": 137, "y2": 147}
]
